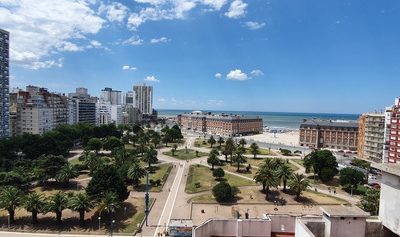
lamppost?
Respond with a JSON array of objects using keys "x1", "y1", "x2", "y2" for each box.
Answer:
[
  {"x1": 7, "y1": 213, "x2": 10, "y2": 229},
  {"x1": 110, "y1": 219, "x2": 115, "y2": 237},
  {"x1": 98, "y1": 216, "x2": 101, "y2": 233},
  {"x1": 145, "y1": 171, "x2": 150, "y2": 226}
]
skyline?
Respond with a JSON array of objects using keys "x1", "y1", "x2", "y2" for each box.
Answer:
[{"x1": 2, "y1": 0, "x2": 400, "y2": 113}]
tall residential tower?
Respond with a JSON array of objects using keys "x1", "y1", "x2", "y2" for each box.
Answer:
[
  {"x1": 0, "y1": 29, "x2": 9, "y2": 138},
  {"x1": 133, "y1": 83, "x2": 153, "y2": 115}
]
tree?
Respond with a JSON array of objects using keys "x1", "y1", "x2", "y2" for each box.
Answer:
[
  {"x1": 276, "y1": 164, "x2": 294, "y2": 192},
  {"x1": 359, "y1": 188, "x2": 380, "y2": 215},
  {"x1": 35, "y1": 154, "x2": 67, "y2": 182},
  {"x1": 212, "y1": 182, "x2": 235, "y2": 203},
  {"x1": 279, "y1": 148, "x2": 292, "y2": 156},
  {"x1": 151, "y1": 132, "x2": 161, "y2": 148},
  {"x1": 288, "y1": 173, "x2": 310, "y2": 200},
  {"x1": 0, "y1": 186, "x2": 23, "y2": 224},
  {"x1": 127, "y1": 163, "x2": 147, "y2": 187},
  {"x1": 339, "y1": 167, "x2": 365, "y2": 195},
  {"x1": 172, "y1": 144, "x2": 178, "y2": 156},
  {"x1": 254, "y1": 166, "x2": 278, "y2": 200},
  {"x1": 232, "y1": 150, "x2": 247, "y2": 172},
  {"x1": 86, "y1": 138, "x2": 102, "y2": 154},
  {"x1": 97, "y1": 192, "x2": 122, "y2": 217},
  {"x1": 249, "y1": 143, "x2": 259, "y2": 159},
  {"x1": 55, "y1": 164, "x2": 79, "y2": 185},
  {"x1": 304, "y1": 150, "x2": 338, "y2": 182},
  {"x1": 213, "y1": 168, "x2": 225, "y2": 181},
  {"x1": 103, "y1": 136, "x2": 123, "y2": 151},
  {"x1": 47, "y1": 192, "x2": 69, "y2": 225},
  {"x1": 143, "y1": 147, "x2": 158, "y2": 170},
  {"x1": 162, "y1": 133, "x2": 172, "y2": 147},
  {"x1": 239, "y1": 138, "x2": 247, "y2": 147},
  {"x1": 69, "y1": 192, "x2": 94, "y2": 226},
  {"x1": 170, "y1": 125, "x2": 183, "y2": 141},
  {"x1": 24, "y1": 192, "x2": 47, "y2": 224},
  {"x1": 207, "y1": 149, "x2": 220, "y2": 170},
  {"x1": 81, "y1": 152, "x2": 103, "y2": 174},
  {"x1": 86, "y1": 164, "x2": 128, "y2": 201},
  {"x1": 225, "y1": 138, "x2": 236, "y2": 164},
  {"x1": 218, "y1": 137, "x2": 225, "y2": 149},
  {"x1": 208, "y1": 136, "x2": 216, "y2": 148}
]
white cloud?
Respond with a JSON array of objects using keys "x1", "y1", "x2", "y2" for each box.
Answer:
[
  {"x1": 225, "y1": 0, "x2": 247, "y2": 19},
  {"x1": 87, "y1": 40, "x2": 102, "y2": 48},
  {"x1": 250, "y1": 69, "x2": 264, "y2": 77},
  {"x1": 134, "y1": 0, "x2": 167, "y2": 5},
  {"x1": 245, "y1": 21, "x2": 266, "y2": 30},
  {"x1": 98, "y1": 2, "x2": 128, "y2": 22},
  {"x1": 150, "y1": 37, "x2": 169, "y2": 44},
  {"x1": 215, "y1": 73, "x2": 222, "y2": 78},
  {"x1": 0, "y1": 0, "x2": 105, "y2": 69},
  {"x1": 145, "y1": 75, "x2": 160, "y2": 82},
  {"x1": 122, "y1": 65, "x2": 137, "y2": 70},
  {"x1": 226, "y1": 69, "x2": 248, "y2": 81},
  {"x1": 201, "y1": 0, "x2": 227, "y2": 11},
  {"x1": 123, "y1": 36, "x2": 144, "y2": 45}
]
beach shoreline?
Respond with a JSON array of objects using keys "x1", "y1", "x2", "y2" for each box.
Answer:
[{"x1": 243, "y1": 131, "x2": 300, "y2": 147}]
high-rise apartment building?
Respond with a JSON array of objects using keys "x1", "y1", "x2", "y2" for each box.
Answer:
[
  {"x1": 384, "y1": 97, "x2": 400, "y2": 163},
  {"x1": 357, "y1": 113, "x2": 385, "y2": 162},
  {"x1": 123, "y1": 91, "x2": 134, "y2": 105},
  {"x1": 68, "y1": 88, "x2": 97, "y2": 124},
  {"x1": 9, "y1": 86, "x2": 68, "y2": 135},
  {"x1": 0, "y1": 29, "x2": 10, "y2": 138},
  {"x1": 100, "y1": 87, "x2": 122, "y2": 105},
  {"x1": 133, "y1": 83, "x2": 153, "y2": 115}
]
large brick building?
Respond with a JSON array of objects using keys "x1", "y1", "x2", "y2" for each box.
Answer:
[
  {"x1": 177, "y1": 111, "x2": 263, "y2": 137},
  {"x1": 299, "y1": 119, "x2": 359, "y2": 150},
  {"x1": 384, "y1": 97, "x2": 400, "y2": 163}
]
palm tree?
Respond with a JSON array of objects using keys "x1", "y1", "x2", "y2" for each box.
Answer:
[
  {"x1": 55, "y1": 164, "x2": 79, "y2": 185},
  {"x1": 232, "y1": 150, "x2": 247, "y2": 172},
  {"x1": 0, "y1": 186, "x2": 23, "y2": 224},
  {"x1": 208, "y1": 136, "x2": 216, "y2": 148},
  {"x1": 172, "y1": 144, "x2": 178, "y2": 155},
  {"x1": 143, "y1": 147, "x2": 158, "y2": 170},
  {"x1": 217, "y1": 137, "x2": 225, "y2": 149},
  {"x1": 254, "y1": 167, "x2": 278, "y2": 200},
  {"x1": 276, "y1": 164, "x2": 294, "y2": 192},
  {"x1": 151, "y1": 133, "x2": 161, "y2": 148},
  {"x1": 225, "y1": 138, "x2": 235, "y2": 164},
  {"x1": 97, "y1": 192, "x2": 122, "y2": 217},
  {"x1": 249, "y1": 142, "x2": 259, "y2": 159},
  {"x1": 207, "y1": 149, "x2": 220, "y2": 170},
  {"x1": 127, "y1": 163, "x2": 147, "y2": 186},
  {"x1": 288, "y1": 173, "x2": 311, "y2": 200},
  {"x1": 82, "y1": 152, "x2": 102, "y2": 174},
  {"x1": 24, "y1": 192, "x2": 47, "y2": 224},
  {"x1": 239, "y1": 138, "x2": 247, "y2": 148},
  {"x1": 47, "y1": 192, "x2": 69, "y2": 225},
  {"x1": 69, "y1": 192, "x2": 94, "y2": 226}
]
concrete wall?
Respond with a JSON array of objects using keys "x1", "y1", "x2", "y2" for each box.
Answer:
[
  {"x1": 295, "y1": 219, "x2": 317, "y2": 237},
  {"x1": 270, "y1": 215, "x2": 297, "y2": 233},
  {"x1": 193, "y1": 219, "x2": 271, "y2": 237},
  {"x1": 323, "y1": 215, "x2": 367, "y2": 237},
  {"x1": 365, "y1": 219, "x2": 383, "y2": 237},
  {"x1": 379, "y1": 172, "x2": 400, "y2": 236}
]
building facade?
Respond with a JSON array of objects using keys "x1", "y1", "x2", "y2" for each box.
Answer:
[
  {"x1": 123, "y1": 91, "x2": 134, "y2": 105},
  {"x1": 9, "y1": 86, "x2": 69, "y2": 135},
  {"x1": 299, "y1": 119, "x2": 359, "y2": 150},
  {"x1": 178, "y1": 111, "x2": 263, "y2": 137},
  {"x1": 0, "y1": 29, "x2": 10, "y2": 138},
  {"x1": 357, "y1": 113, "x2": 385, "y2": 162},
  {"x1": 133, "y1": 83, "x2": 153, "y2": 115},
  {"x1": 68, "y1": 88, "x2": 97, "y2": 124},
  {"x1": 384, "y1": 98, "x2": 400, "y2": 163},
  {"x1": 100, "y1": 87, "x2": 122, "y2": 105}
]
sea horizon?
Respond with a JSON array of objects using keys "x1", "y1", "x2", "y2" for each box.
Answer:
[{"x1": 157, "y1": 109, "x2": 360, "y2": 130}]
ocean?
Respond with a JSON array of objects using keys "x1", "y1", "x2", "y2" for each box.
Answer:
[{"x1": 157, "y1": 109, "x2": 360, "y2": 130}]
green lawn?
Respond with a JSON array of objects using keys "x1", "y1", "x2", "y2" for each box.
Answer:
[
  {"x1": 68, "y1": 158, "x2": 82, "y2": 166},
  {"x1": 245, "y1": 158, "x2": 299, "y2": 172},
  {"x1": 133, "y1": 163, "x2": 173, "y2": 192},
  {"x1": 185, "y1": 164, "x2": 256, "y2": 193},
  {"x1": 119, "y1": 198, "x2": 155, "y2": 234},
  {"x1": 194, "y1": 138, "x2": 215, "y2": 148},
  {"x1": 292, "y1": 159, "x2": 304, "y2": 167},
  {"x1": 163, "y1": 149, "x2": 208, "y2": 160},
  {"x1": 245, "y1": 147, "x2": 276, "y2": 156}
]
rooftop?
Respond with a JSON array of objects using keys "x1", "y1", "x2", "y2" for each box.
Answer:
[
  {"x1": 372, "y1": 163, "x2": 400, "y2": 176},
  {"x1": 320, "y1": 206, "x2": 370, "y2": 218},
  {"x1": 300, "y1": 119, "x2": 358, "y2": 128},
  {"x1": 169, "y1": 219, "x2": 193, "y2": 227}
]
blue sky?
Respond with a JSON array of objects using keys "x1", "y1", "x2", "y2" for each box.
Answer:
[{"x1": 2, "y1": 0, "x2": 400, "y2": 113}]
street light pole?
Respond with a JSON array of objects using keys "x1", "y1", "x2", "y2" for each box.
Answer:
[
  {"x1": 7, "y1": 213, "x2": 10, "y2": 229},
  {"x1": 98, "y1": 216, "x2": 101, "y2": 233},
  {"x1": 145, "y1": 171, "x2": 150, "y2": 226}
]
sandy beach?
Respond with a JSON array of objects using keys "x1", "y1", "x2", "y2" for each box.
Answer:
[{"x1": 244, "y1": 131, "x2": 300, "y2": 147}]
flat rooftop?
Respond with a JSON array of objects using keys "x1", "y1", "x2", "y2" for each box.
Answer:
[
  {"x1": 169, "y1": 219, "x2": 193, "y2": 227},
  {"x1": 372, "y1": 163, "x2": 400, "y2": 176},
  {"x1": 320, "y1": 206, "x2": 370, "y2": 218},
  {"x1": 300, "y1": 119, "x2": 358, "y2": 128}
]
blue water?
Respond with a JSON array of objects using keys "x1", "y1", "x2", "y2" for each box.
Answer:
[{"x1": 157, "y1": 109, "x2": 360, "y2": 130}]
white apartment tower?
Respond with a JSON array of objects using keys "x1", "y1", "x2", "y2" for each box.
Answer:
[{"x1": 133, "y1": 83, "x2": 153, "y2": 115}]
